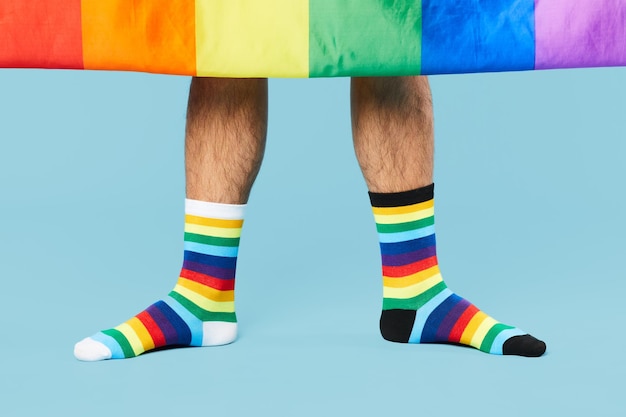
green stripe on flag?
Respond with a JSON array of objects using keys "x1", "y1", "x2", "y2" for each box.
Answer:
[{"x1": 309, "y1": 0, "x2": 422, "y2": 77}]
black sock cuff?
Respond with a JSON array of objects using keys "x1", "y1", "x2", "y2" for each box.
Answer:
[{"x1": 368, "y1": 183, "x2": 434, "y2": 207}]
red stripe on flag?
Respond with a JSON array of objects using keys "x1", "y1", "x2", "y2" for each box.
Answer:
[{"x1": 0, "y1": 1, "x2": 83, "y2": 69}]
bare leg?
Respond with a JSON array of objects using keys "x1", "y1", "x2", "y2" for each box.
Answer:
[
  {"x1": 74, "y1": 78, "x2": 268, "y2": 361},
  {"x1": 351, "y1": 76, "x2": 433, "y2": 193},
  {"x1": 186, "y1": 77, "x2": 268, "y2": 203},
  {"x1": 351, "y1": 76, "x2": 545, "y2": 356}
]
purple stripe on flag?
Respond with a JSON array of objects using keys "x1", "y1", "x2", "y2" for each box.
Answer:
[{"x1": 535, "y1": 0, "x2": 626, "y2": 69}]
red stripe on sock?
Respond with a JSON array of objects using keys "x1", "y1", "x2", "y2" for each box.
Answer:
[
  {"x1": 447, "y1": 304, "x2": 480, "y2": 343},
  {"x1": 180, "y1": 268, "x2": 235, "y2": 291},
  {"x1": 136, "y1": 310, "x2": 167, "y2": 348},
  {"x1": 382, "y1": 256, "x2": 438, "y2": 277}
]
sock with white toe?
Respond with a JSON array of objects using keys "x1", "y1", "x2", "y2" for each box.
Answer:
[{"x1": 74, "y1": 199, "x2": 244, "y2": 361}]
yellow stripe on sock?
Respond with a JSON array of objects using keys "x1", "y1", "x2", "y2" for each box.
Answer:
[
  {"x1": 383, "y1": 274, "x2": 443, "y2": 299},
  {"x1": 173, "y1": 284, "x2": 235, "y2": 313},
  {"x1": 372, "y1": 199, "x2": 434, "y2": 216},
  {"x1": 184, "y1": 223, "x2": 242, "y2": 238},
  {"x1": 126, "y1": 317, "x2": 155, "y2": 352},
  {"x1": 459, "y1": 311, "x2": 488, "y2": 346},
  {"x1": 470, "y1": 317, "x2": 499, "y2": 349},
  {"x1": 383, "y1": 265, "x2": 441, "y2": 288},
  {"x1": 185, "y1": 215, "x2": 243, "y2": 229},
  {"x1": 374, "y1": 207, "x2": 435, "y2": 224},
  {"x1": 178, "y1": 277, "x2": 235, "y2": 302},
  {"x1": 115, "y1": 322, "x2": 144, "y2": 356}
]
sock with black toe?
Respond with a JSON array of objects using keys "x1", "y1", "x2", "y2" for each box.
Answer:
[{"x1": 370, "y1": 184, "x2": 546, "y2": 357}]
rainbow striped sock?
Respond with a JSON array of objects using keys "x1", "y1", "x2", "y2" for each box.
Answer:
[
  {"x1": 371, "y1": 184, "x2": 546, "y2": 357},
  {"x1": 74, "y1": 199, "x2": 243, "y2": 361}
]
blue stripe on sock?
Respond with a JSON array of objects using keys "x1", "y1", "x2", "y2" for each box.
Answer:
[
  {"x1": 378, "y1": 225, "x2": 435, "y2": 243},
  {"x1": 408, "y1": 288, "x2": 453, "y2": 343},
  {"x1": 380, "y1": 234, "x2": 436, "y2": 256},
  {"x1": 489, "y1": 327, "x2": 526, "y2": 354},
  {"x1": 419, "y1": 293, "x2": 463, "y2": 343},
  {"x1": 164, "y1": 296, "x2": 203, "y2": 346},
  {"x1": 184, "y1": 241, "x2": 239, "y2": 258},
  {"x1": 91, "y1": 332, "x2": 124, "y2": 359},
  {"x1": 153, "y1": 301, "x2": 192, "y2": 346},
  {"x1": 183, "y1": 251, "x2": 237, "y2": 270}
]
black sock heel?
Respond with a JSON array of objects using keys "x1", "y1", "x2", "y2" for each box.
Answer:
[{"x1": 380, "y1": 310, "x2": 416, "y2": 343}]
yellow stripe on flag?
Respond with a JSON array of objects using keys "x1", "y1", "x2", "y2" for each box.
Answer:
[{"x1": 195, "y1": 0, "x2": 309, "y2": 77}]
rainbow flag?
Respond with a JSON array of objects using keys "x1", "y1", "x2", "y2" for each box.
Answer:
[{"x1": 1, "y1": 0, "x2": 625, "y2": 77}]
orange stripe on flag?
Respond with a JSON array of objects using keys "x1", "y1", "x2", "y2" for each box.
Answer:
[{"x1": 81, "y1": 0, "x2": 196, "y2": 74}]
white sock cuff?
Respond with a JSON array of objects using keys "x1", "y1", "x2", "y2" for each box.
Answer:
[{"x1": 185, "y1": 199, "x2": 246, "y2": 220}]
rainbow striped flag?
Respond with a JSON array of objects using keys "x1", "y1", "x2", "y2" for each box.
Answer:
[{"x1": 1, "y1": 0, "x2": 625, "y2": 77}]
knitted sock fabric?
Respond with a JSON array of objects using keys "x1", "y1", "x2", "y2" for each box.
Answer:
[
  {"x1": 371, "y1": 184, "x2": 546, "y2": 357},
  {"x1": 74, "y1": 199, "x2": 243, "y2": 361}
]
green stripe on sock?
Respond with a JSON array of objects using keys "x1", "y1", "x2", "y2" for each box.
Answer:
[
  {"x1": 102, "y1": 328, "x2": 135, "y2": 358},
  {"x1": 480, "y1": 323, "x2": 515, "y2": 353},
  {"x1": 184, "y1": 232, "x2": 240, "y2": 247},
  {"x1": 383, "y1": 281, "x2": 447, "y2": 310},
  {"x1": 309, "y1": 0, "x2": 422, "y2": 77},
  {"x1": 376, "y1": 216, "x2": 435, "y2": 233},
  {"x1": 169, "y1": 291, "x2": 237, "y2": 323}
]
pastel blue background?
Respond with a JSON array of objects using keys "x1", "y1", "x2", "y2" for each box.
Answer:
[{"x1": 1, "y1": 68, "x2": 625, "y2": 416}]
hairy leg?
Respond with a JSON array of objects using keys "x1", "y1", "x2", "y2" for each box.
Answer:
[
  {"x1": 351, "y1": 76, "x2": 545, "y2": 356},
  {"x1": 186, "y1": 77, "x2": 268, "y2": 203},
  {"x1": 351, "y1": 76, "x2": 433, "y2": 192},
  {"x1": 74, "y1": 78, "x2": 268, "y2": 361}
]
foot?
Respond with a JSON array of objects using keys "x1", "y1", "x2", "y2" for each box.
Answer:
[
  {"x1": 74, "y1": 199, "x2": 244, "y2": 361},
  {"x1": 74, "y1": 292, "x2": 238, "y2": 361},
  {"x1": 380, "y1": 289, "x2": 546, "y2": 356},
  {"x1": 370, "y1": 184, "x2": 546, "y2": 357}
]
